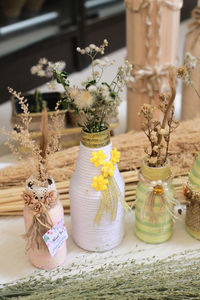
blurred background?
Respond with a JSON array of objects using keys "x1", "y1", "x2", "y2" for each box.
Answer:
[{"x1": 0, "y1": 0, "x2": 198, "y2": 160}]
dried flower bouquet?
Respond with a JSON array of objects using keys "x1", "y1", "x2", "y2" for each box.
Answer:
[
  {"x1": 31, "y1": 40, "x2": 133, "y2": 252},
  {"x1": 139, "y1": 66, "x2": 179, "y2": 168},
  {"x1": 135, "y1": 67, "x2": 179, "y2": 244},
  {"x1": 33, "y1": 40, "x2": 134, "y2": 133},
  {"x1": 3, "y1": 88, "x2": 67, "y2": 269}
]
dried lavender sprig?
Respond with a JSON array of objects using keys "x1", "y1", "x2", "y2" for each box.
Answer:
[{"x1": 1, "y1": 248, "x2": 200, "y2": 299}]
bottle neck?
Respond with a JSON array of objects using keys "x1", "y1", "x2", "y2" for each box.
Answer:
[
  {"x1": 140, "y1": 161, "x2": 171, "y2": 182},
  {"x1": 81, "y1": 129, "x2": 110, "y2": 148}
]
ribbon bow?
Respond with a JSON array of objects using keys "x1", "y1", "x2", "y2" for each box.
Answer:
[
  {"x1": 23, "y1": 190, "x2": 57, "y2": 251},
  {"x1": 138, "y1": 172, "x2": 177, "y2": 223}
]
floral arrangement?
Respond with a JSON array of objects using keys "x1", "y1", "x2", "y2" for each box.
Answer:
[
  {"x1": 139, "y1": 66, "x2": 179, "y2": 167},
  {"x1": 32, "y1": 40, "x2": 134, "y2": 133},
  {"x1": 90, "y1": 148, "x2": 129, "y2": 225},
  {"x1": 3, "y1": 88, "x2": 65, "y2": 253}
]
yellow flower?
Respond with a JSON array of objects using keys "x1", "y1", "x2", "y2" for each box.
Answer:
[
  {"x1": 90, "y1": 150, "x2": 107, "y2": 167},
  {"x1": 101, "y1": 161, "x2": 115, "y2": 177},
  {"x1": 91, "y1": 175, "x2": 108, "y2": 191},
  {"x1": 110, "y1": 148, "x2": 120, "y2": 164}
]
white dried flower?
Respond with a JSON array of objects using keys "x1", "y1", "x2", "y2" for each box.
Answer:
[
  {"x1": 153, "y1": 145, "x2": 159, "y2": 152},
  {"x1": 70, "y1": 88, "x2": 79, "y2": 100},
  {"x1": 103, "y1": 39, "x2": 108, "y2": 46},
  {"x1": 30, "y1": 66, "x2": 38, "y2": 74},
  {"x1": 94, "y1": 71, "x2": 100, "y2": 78},
  {"x1": 85, "y1": 47, "x2": 90, "y2": 53},
  {"x1": 53, "y1": 61, "x2": 66, "y2": 72},
  {"x1": 88, "y1": 85, "x2": 97, "y2": 93},
  {"x1": 37, "y1": 70, "x2": 45, "y2": 77},
  {"x1": 93, "y1": 59, "x2": 101, "y2": 66},
  {"x1": 46, "y1": 80, "x2": 57, "y2": 90},
  {"x1": 150, "y1": 132, "x2": 158, "y2": 143},
  {"x1": 184, "y1": 52, "x2": 197, "y2": 70},
  {"x1": 39, "y1": 58, "x2": 48, "y2": 65},
  {"x1": 74, "y1": 90, "x2": 94, "y2": 109},
  {"x1": 101, "y1": 85, "x2": 109, "y2": 91},
  {"x1": 159, "y1": 128, "x2": 166, "y2": 135},
  {"x1": 89, "y1": 44, "x2": 96, "y2": 50},
  {"x1": 149, "y1": 157, "x2": 157, "y2": 164}
]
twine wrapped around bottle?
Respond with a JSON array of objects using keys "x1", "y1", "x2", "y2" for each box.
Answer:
[
  {"x1": 23, "y1": 176, "x2": 67, "y2": 269},
  {"x1": 184, "y1": 151, "x2": 200, "y2": 239},
  {"x1": 23, "y1": 187, "x2": 57, "y2": 251},
  {"x1": 138, "y1": 171, "x2": 177, "y2": 223},
  {"x1": 70, "y1": 129, "x2": 125, "y2": 252},
  {"x1": 135, "y1": 160, "x2": 174, "y2": 243},
  {"x1": 184, "y1": 183, "x2": 200, "y2": 237}
]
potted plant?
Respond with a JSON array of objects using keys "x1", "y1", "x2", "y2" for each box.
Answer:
[
  {"x1": 135, "y1": 67, "x2": 179, "y2": 244},
  {"x1": 11, "y1": 59, "x2": 66, "y2": 133}
]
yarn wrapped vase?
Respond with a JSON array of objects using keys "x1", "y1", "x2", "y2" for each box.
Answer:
[
  {"x1": 135, "y1": 161, "x2": 174, "y2": 244},
  {"x1": 70, "y1": 129, "x2": 125, "y2": 251},
  {"x1": 23, "y1": 176, "x2": 67, "y2": 269}
]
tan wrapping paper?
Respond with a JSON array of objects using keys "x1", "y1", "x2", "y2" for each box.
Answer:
[{"x1": 126, "y1": 0, "x2": 182, "y2": 130}]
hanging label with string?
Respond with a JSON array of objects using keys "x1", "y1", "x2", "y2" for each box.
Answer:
[{"x1": 43, "y1": 218, "x2": 68, "y2": 257}]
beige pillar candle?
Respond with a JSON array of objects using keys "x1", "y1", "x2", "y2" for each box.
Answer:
[
  {"x1": 181, "y1": 3, "x2": 200, "y2": 120},
  {"x1": 125, "y1": 0, "x2": 182, "y2": 131}
]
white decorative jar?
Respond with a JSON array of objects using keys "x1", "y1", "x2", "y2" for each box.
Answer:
[{"x1": 70, "y1": 129, "x2": 125, "y2": 251}]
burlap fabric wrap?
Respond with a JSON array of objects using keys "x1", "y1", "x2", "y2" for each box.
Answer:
[
  {"x1": 23, "y1": 176, "x2": 58, "y2": 251},
  {"x1": 185, "y1": 152, "x2": 200, "y2": 240},
  {"x1": 125, "y1": 0, "x2": 182, "y2": 130},
  {"x1": 186, "y1": 199, "x2": 200, "y2": 233}
]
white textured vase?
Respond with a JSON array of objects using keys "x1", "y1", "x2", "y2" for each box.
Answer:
[{"x1": 70, "y1": 130, "x2": 125, "y2": 252}]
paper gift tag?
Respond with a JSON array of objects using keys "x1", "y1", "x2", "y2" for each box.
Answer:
[{"x1": 43, "y1": 218, "x2": 68, "y2": 257}]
